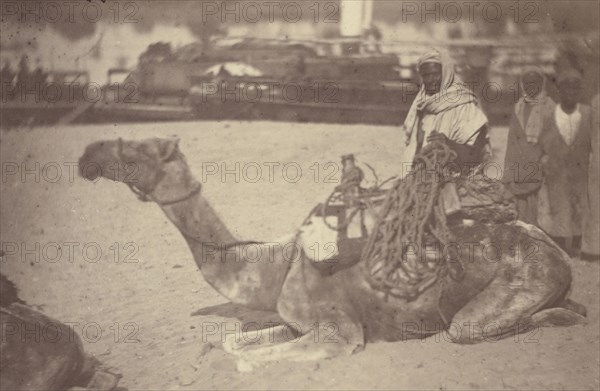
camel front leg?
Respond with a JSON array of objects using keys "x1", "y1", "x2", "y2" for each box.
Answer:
[
  {"x1": 222, "y1": 324, "x2": 299, "y2": 353},
  {"x1": 229, "y1": 310, "x2": 364, "y2": 372}
]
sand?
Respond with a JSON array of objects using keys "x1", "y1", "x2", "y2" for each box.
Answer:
[{"x1": 1, "y1": 121, "x2": 598, "y2": 390}]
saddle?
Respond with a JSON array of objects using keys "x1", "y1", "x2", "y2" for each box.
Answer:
[
  {"x1": 306, "y1": 188, "x2": 386, "y2": 276},
  {"x1": 443, "y1": 174, "x2": 518, "y2": 224}
]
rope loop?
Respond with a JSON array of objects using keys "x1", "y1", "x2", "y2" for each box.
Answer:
[{"x1": 361, "y1": 141, "x2": 462, "y2": 301}]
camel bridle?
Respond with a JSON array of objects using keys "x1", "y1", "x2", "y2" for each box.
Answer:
[{"x1": 117, "y1": 138, "x2": 202, "y2": 206}]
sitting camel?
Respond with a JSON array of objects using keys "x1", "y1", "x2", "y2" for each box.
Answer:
[
  {"x1": 79, "y1": 137, "x2": 586, "y2": 370},
  {"x1": 0, "y1": 274, "x2": 122, "y2": 390}
]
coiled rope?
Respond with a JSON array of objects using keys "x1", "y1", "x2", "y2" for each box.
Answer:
[{"x1": 361, "y1": 141, "x2": 462, "y2": 301}]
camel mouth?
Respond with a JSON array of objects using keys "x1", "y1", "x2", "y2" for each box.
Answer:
[
  {"x1": 78, "y1": 145, "x2": 108, "y2": 181},
  {"x1": 78, "y1": 155, "x2": 101, "y2": 180},
  {"x1": 79, "y1": 141, "x2": 117, "y2": 181}
]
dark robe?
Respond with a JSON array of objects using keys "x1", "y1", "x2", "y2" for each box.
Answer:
[
  {"x1": 583, "y1": 95, "x2": 599, "y2": 256},
  {"x1": 501, "y1": 107, "x2": 545, "y2": 225},
  {"x1": 537, "y1": 104, "x2": 592, "y2": 237}
]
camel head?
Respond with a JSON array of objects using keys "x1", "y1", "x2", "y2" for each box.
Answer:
[{"x1": 79, "y1": 137, "x2": 199, "y2": 203}]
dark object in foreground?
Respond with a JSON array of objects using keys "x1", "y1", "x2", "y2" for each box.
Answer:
[{"x1": 0, "y1": 274, "x2": 123, "y2": 391}]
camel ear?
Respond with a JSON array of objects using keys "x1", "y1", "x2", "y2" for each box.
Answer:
[{"x1": 158, "y1": 138, "x2": 180, "y2": 162}]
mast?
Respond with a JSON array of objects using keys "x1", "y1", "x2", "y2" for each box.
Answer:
[{"x1": 339, "y1": 0, "x2": 374, "y2": 54}]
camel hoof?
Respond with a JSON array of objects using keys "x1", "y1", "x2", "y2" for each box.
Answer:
[
  {"x1": 223, "y1": 335, "x2": 265, "y2": 355},
  {"x1": 531, "y1": 308, "x2": 587, "y2": 327},
  {"x1": 222, "y1": 336, "x2": 245, "y2": 354}
]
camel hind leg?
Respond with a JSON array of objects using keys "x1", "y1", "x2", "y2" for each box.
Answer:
[
  {"x1": 449, "y1": 226, "x2": 586, "y2": 343},
  {"x1": 447, "y1": 276, "x2": 545, "y2": 343},
  {"x1": 447, "y1": 283, "x2": 584, "y2": 344}
]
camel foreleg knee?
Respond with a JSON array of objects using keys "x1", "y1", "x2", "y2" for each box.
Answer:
[{"x1": 232, "y1": 319, "x2": 364, "y2": 371}]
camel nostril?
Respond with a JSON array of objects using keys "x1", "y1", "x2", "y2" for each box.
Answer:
[
  {"x1": 81, "y1": 168, "x2": 99, "y2": 180},
  {"x1": 78, "y1": 158, "x2": 85, "y2": 176},
  {"x1": 78, "y1": 155, "x2": 100, "y2": 180}
]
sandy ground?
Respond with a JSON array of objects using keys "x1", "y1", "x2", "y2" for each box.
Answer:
[{"x1": 1, "y1": 121, "x2": 599, "y2": 390}]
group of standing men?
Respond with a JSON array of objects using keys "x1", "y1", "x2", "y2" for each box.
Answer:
[
  {"x1": 502, "y1": 67, "x2": 599, "y2": 260},
  {"x1": 403, "y1": 49, "x2": 599, "y2": 261}
]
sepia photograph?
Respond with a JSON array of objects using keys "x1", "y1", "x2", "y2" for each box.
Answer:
[{"x1": 0, "y1": 1, "x2": 599, "y2": 390}]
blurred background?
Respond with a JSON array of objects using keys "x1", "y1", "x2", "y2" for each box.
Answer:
[{"x1": 1, "y1": 0, "x2": 598, "y2": 127}]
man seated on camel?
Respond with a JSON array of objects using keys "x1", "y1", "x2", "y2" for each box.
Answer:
[
  {"x1": 403, "y1": 49, "x2": 489, "y2": 171},
  {"x1": 401, "y1": 49, "x2": 516, "y2": 224}
]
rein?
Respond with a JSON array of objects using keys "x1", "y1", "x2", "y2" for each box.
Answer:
[
  {"x1": 117, "y1": 138, "x2": 202, "y2": 206},
  {"x1": 141, "y1": 182, "x2": 203, "y2": 206}
]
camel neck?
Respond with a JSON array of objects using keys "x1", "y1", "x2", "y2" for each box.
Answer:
[
  {"x1": 156, "y1": 191, "x2": 290, "y2": 310},
  {"x1": 157, "y1": 190, "x2": 244, "y2": 296},
  {"x1": 159, "y1": 191, "x2": 237, "y2": 256}
]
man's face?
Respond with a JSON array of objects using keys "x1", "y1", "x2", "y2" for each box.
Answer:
[
  {"x1": 522, "y1": 71, "x2": 544, "y2": 98},
  {"x1": 558, "y1": 78, "x2": 582, "y2": 107},
  {"x1": 419, "y1": 62, "x2": 443, "y2": 96}
]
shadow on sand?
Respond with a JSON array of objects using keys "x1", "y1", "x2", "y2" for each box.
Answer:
[{"x1": 191, "y1": 302, "x2": 285, "y2": 327}]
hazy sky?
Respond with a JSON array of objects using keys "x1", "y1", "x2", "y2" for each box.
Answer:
[{"x1": 1, "y1": 1, "x2": 597, "y2": 82}]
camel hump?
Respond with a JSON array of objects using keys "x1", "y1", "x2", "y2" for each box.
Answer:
[
  {"x1": 512, "y1": 220, "x2": 569, "y2": 254},
  {"x1": 512, "y1": 220, "x2": 553, "y2": 242}
]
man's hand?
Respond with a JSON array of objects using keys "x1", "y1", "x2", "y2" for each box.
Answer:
[
  {"x1": 427, "y1": 131, "x2": 447, "y2": 144},
  {"x1": 540, "y1": 155, "x2": 550, "y2": 175},
  {"x1": 402, "y1": 125, "x2": 411, "y2": 146}
]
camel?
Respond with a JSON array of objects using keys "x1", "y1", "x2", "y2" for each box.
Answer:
[
  {"x1": 78, "y1": 137, "x2": 586, "y2": 370},
  {"x1": 0, "y1": 274, "x2": 122, "y2": 391}
]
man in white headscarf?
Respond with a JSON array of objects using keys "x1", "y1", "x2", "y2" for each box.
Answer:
[
  {"x1": 502, "y1": 66, "x2": 555, "y2": 225},
  {"x1": 403, "y1": 49, "x2": 489, "y2": 170}
]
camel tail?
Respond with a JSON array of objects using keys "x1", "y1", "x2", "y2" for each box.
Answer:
[
  {"x1": 559, "y1": 298, "x2": 587, "y2": 317},
  {"x1": 554, "y1": 281, "x2": 586, "y2": 318}
]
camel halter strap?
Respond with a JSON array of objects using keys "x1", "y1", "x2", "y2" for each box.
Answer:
[
  {"x1": 117, "y1": 138, "x2": 202, "y2": 206},
  {"x1": 144, "y1": 181, "x2": 202, "y2": 206}
]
